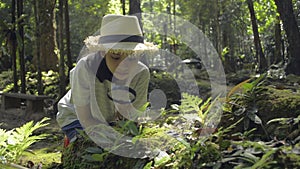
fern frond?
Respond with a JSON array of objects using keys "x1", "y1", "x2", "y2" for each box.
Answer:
[{"x1": 227, "y1": 78, "x2": 252, "y2": 100}]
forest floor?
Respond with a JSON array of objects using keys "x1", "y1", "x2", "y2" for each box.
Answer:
[
  {"x1": 0, "y1": 108, "x2": 64, "y2": 168},
  {"x1": 1, "y1": 72, "x2": 300, "y2": 168}
]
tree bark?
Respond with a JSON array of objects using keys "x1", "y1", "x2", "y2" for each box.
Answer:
[
  {"x1": 17, "y1": 0, "x2": 26, "y2": 93},
  {"x1": 214, "y1": 0, "x2": 222, "y2": 59},
  {"x1": 274, "y1": 0, "x2": 300, "y2": 75},
  {"x1": 247, "y1": 0, "x2": 267, "y2": 72},
  {"x1": 121, "y1": 0, "x2": 126, "y2": 15},
  {"x1": 274, "y1": 16, "x2": 282, "y2": 64},
  {"x1": 58, "y1": 0, "x2": 66, "y2": 97},
  {"x1": 129, "y1": 0, "x2": 142, "y2": 30},
  {"x1": 34, "y1": 0, "x2": 58, "y2": 71},
  {"x1": 11, "y1": 0, "x2": 18, "y2": 92},
  {"x1": 64, "y1": 0, "x2": 72, "y2": 75},
  {"x1": 33, "y1": 0, "x2": 43, "y2": 95},
  {"x1": 221, "y1": 2, "x2": 235, "y2": 73}
]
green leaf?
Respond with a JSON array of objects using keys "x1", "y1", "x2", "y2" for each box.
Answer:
[
  {"x1": 143, "y1": 161, "x2": 153, "y2": 169},
  {"x1": 221, "y1": 157, "x2": 237, "y2": 163},
  {"x1": 139, "y1": 102, "x2": 150, "y2": 112},
  {"x1": 176, "y1": 137, "x2": 190, "y2": 149},
  {"x1": 91, "y1": 152, "x2": 108, "y2": 162},
  {"x1": 244, "y1": 118, "x2": 250, "y2": 130},
  {"x1": 267, "y1": 118, "x2": 288, "y2": 125},
  {"x1": 128, "y1": 122, "x2": 139, "y2": 136},
  {"x1": 247, "y1": 113, "x2": 262, "y2": 125},
  {"x1": 2, "y1": 117, "x2": 49, "y2": 162},
  {"x1": 170, "y1": 104, "x2": 179, "y2": 110},
  {"x1": 234, "y1": 107, "x2": 246, "y2": 116},
  {"x1": 85, "y1": 147, "x2": 103, "y2": 154},
  {"x1": 250, "y1": 149, "x2": 276, "y2": 168},
  {"x1": 154, "y1": 150, "x2": 171, "y2": 167},
  {"x1": 15, "y1": 14, "x2": 27, "y2": 24},
  {"x1": 180, "y1": 93, "x2": 203, "y2": 113},
  {"x1": 242, "y1": 83, "x2": 253, "y2": 92}
]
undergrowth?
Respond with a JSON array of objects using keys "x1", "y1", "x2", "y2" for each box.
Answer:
[
  {"x1": 0, "y1": 117, "x2": 50, "y2": 165},
  {"x1": 74, "y1": 75, "x2": 300, "y2": 169}
]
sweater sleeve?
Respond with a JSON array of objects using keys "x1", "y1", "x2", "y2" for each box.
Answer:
[{"x1": 71, "y1": 59, "x2": 91, "y2": 107}]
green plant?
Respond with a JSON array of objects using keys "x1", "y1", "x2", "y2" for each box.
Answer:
[
  {"x1": 220, "y1": 140, "x2": 278, "y2": 169},
  {"x1": 0, "y1": 70, "x2": 13, "y2": 91},
  {"x1": 0, "y1": 70, "x2": 60, "y2": 98},
  {"x1": 0, "y1": 117, "x2": 50, "y2": 164},
  {"x1": 59, "y1": 92, "x2": 300, "y2": 168},
  {"x1": 178, "y1": 92, "x2": 219, "y2": 127},
  {"x1": 227, "y1": 74, "x2": 268, "y2": 137},
  {"x1": 267, "y1": 114, "x2": 300, "y2": 141}
]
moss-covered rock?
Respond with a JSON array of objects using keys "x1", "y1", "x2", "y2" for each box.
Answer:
[
  {"x1": 219, "y1": 82, "x2": 300, "y2": 140},
  {"x1": 256, "y1": 87, "x2": 300, "y2": 122},
  {"x1": 61, "y1": 135, "x2": 150, "y2": 169},
  {"x1": 256, "y1": 86, "x2": 300, "y2": 139}
]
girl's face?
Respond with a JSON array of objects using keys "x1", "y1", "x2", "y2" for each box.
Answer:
[{"x1": 105, "y1": 52, "x2": 139, "y2": 80}]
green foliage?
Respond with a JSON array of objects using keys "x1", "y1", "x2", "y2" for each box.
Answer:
[
  {"x1": 0, "y1": 70, "x2": 13, "y2": 91},
  {"x1": 107, "y1": 0, "x2": 124, "y2": 14},
  {"x1": 177, "y1": 93, "x2": 215, "y2": 126},
  {"x1": 253, "y1": 0, "x2": 277, "y2": 34},
  {"x1": 81, "y1": 95, "x2": 223, "y2": 168},
  {"x1": 41, "y1": 70, "x2": 60, "y2": 97},
  {"x1": 267, "y1": 114, "x2": 300, "y2": 141},
  {"x1": 267, "y1": 114, "x2": 300, "y2": 126},
  {"x1": 0, "y1": 117, "x2": 50, "y2": 164},
  {"x1": 0, "y1": 70, "x2": 60, "y2": 98},
  {"x1": 69, "y1": 0, "x2": 110, "y2": 58},
  {"x1": 115, "y1": 120, "x2": 140, "y2": 136},
  {"x1": 59, "y1": 90, "x2": 300, "y2": 168},
  {"x1": 227, "y1": 74, "x2": 267, "y2": 132}
]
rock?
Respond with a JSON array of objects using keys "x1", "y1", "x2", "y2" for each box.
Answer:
[{"x1": 219, "y1": 84, "x2": 300, "y2": 140}]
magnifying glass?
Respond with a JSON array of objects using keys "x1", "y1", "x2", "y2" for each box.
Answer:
[{"x1": 107, "y1": 85, "x2": 136, "y2": 104}]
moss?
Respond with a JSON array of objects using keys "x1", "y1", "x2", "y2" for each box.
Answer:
[
  {"x1": 61, "y1": 135, "x2": 100, "y2": 169},
  {"x1": 219, "y1": 84, "x2": 300, "y2": 139},
  {"x1": 60, "y1": 134, "x2": 150, "y2": 169},
  {"x1": 256, "y1": 86, "x2": 300, "y2": 122}
]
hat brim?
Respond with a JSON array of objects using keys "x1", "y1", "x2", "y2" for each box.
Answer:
[{"x1": 84, "y1": 35, "x2": 158, "y2": 53}]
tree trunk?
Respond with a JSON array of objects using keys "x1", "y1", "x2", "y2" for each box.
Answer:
[
  {"x1": 34, "y1": 0, "x2": 58, "y2": 71},
  {"x1": 274, "y1": 0, "x2": 300, "y2": 75},
  {"x1": 129, "y1": 0, "x2": 142, "y2": 30},
  {"x1": 33, "y1": 0, "x2": 43, "y2": 95},
  {"x1": 121, "y1": 0, "x2": 126, "y2": 15},
  {"x1": 213, "y1": 0, "x2": 222, "y2": 59},
  {"x1": 221, "y1": 2, "x2": 235, "y2": 73},
  {"x1": 64, "y1": 0, "x2": 73, "y2": 76},
  {"x1": 11, "y1": 0, "x2": 18, "y2": 92},
  {"x1": 274, "y1": 16, "x2": 282, "y2": 64},
  {"x1": 17, "y1": 0, "x2": 26, "y2": 93},
  {"x1": 58, "y1": 0, "x2": 66, "y2": 97},
  {"x1": 247, "y1": 0, "x2": 267, "y2": 72}
]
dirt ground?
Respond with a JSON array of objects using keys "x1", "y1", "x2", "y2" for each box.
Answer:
[{"x1": 0, "y1": 107, "x2": 60, "y2": 130}]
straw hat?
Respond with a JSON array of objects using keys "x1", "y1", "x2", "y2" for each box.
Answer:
[{"x1": 84, "y1": 14, "x2": 157, "y2": 55}]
